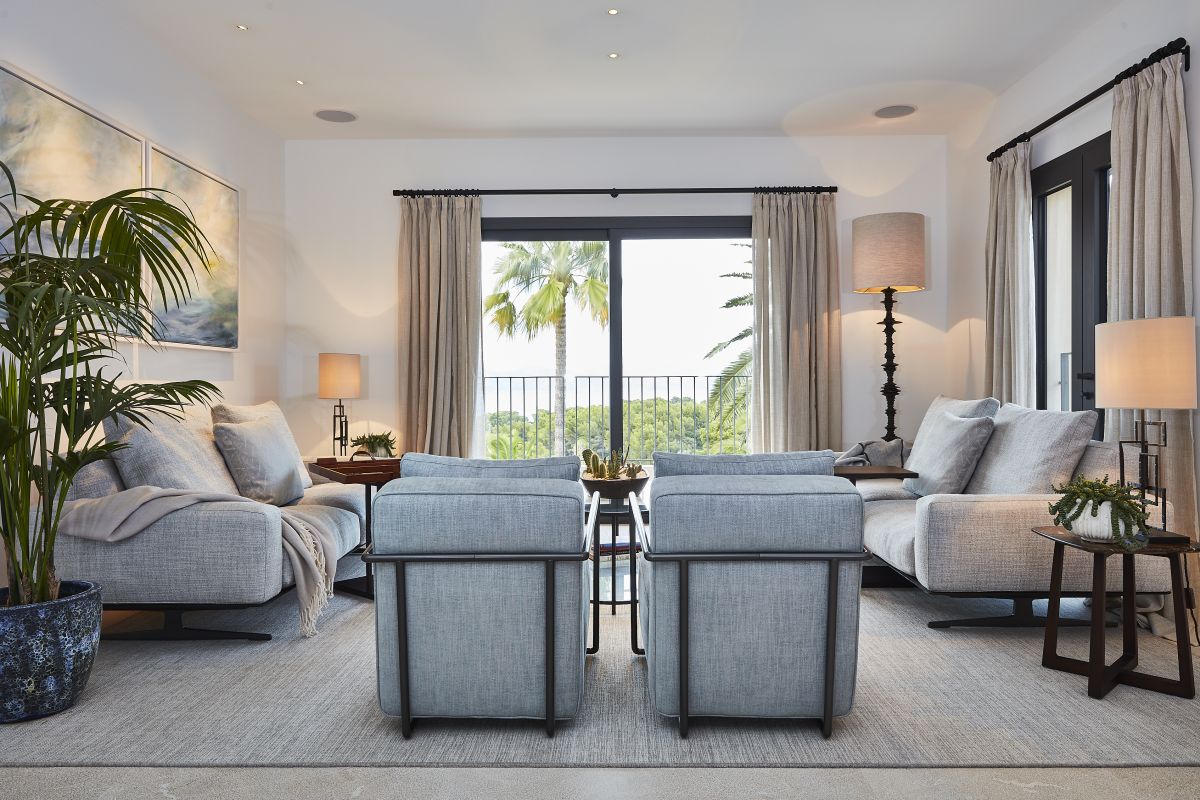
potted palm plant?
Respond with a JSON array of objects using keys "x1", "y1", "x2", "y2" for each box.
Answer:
[{"x1": 0, "y1": 162, "x2": 219, "y2": 722}]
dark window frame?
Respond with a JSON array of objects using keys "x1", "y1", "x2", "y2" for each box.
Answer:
[
  {"x1": 480, "y1": 215, "x2": 754, "y2": 453},
  {"x1": 1031, "y1": 133, "x2": 1110, "y2": 423}
]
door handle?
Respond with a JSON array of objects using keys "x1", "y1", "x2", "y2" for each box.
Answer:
[
  {"x1": 1076, "y1": 372, "x2": 1095, "y2": 381},
  {"x1": 1082, "y1": 391, "x2": 1095, "y2": 400}
]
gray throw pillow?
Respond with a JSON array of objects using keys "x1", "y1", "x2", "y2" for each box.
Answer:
[
  {"x1": 911, "y1": 395, "x2": 1000, "y2": 447},
  {"x1": 400, "y1": 453, "x2": 580, "y2": 480},
  {"x1": 652, "y1": 451, "x2": 835, "y2": 477},
  {"x1": 902, "y1": 411, "x2": 994, "y2": 496},
  {"x1": 211, "y1": 401, "x2": 312, "y2": 490},
  {"x1": 213, "y1": 416, "x2": 306, "y2": 505},
  {"x1": 65, "y1": 459, "x2": 125, "y2": 501},
  {"x1": 965, "y1": 404, "x2": 1099, "y2": 495},
  {"x1": 104, "y1": 408, "x2": 240, "y2": 494}
]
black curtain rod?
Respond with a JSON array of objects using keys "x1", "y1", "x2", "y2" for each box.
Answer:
[
  {"x1": 987, "y1": 37, "x2": 1190, "y2": 163},
  {"x1": 392, "y1": 185, "x2": 837, "y2": 198}
]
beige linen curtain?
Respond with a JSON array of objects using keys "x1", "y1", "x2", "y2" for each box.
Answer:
[
  {"x1": 1104, "y1": 53, "x2": 1196, "y2": 587},
  {"x1": 984, "y1": 141, "x2": 1037, "y2": 406},
  {"x1": 397, "y1": 195, "x2": 482, "y2": 456},
  {"x1": 751, "y1": 192, "x2": 842, "y2": 452}
]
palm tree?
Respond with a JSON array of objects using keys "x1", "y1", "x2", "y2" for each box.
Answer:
[
  {"x1": 705, "y1": 264, "x2": 753, "y2": 441},
  {"x1": 484, "y1": 241, "x2": 608, "y2": 456}
]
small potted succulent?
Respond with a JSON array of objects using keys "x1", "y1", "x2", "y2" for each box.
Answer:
[
  {"x1": 580, "y1": 448, "x2": 649, "y2": 500},
  {"x1": 1048, "y1": 475, "x2": 1149, "y2": 551},
  {"x1": 350, "y1": 431, "x2": 397, "y2": 459}
]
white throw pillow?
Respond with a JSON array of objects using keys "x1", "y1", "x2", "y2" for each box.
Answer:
[
  {"x1": 965, "y1": 404, "x2": 1099, "y2": 495},
  {"x1": 213, "y1": 416, "x2": 307, "y2": 505},
  {"x1": 902, "y1": 411, "x2": 995, "y2": 496},
  {"x1": 211, "y1": 401, "x2": 313, "y2": 490}
]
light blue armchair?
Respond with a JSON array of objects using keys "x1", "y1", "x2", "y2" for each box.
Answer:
[
  {"x1": 368, "y1": 454, "x2": 598, "y2": 738},
  {"x1": 637, "y1": 451, "x2": 868, "y2": 738}
]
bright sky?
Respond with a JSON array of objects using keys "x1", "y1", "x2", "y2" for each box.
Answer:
[{"x1": 480, "y1": 239, "x2": 752, "y2": 396}]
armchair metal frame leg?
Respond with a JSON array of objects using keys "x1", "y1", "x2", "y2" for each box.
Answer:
[
  {"x1": 363, "y1": 536, "x2": 592, "y2": 740},
  {"x1": 643, "y1": 547, "x2": 869, "y2": 740}
]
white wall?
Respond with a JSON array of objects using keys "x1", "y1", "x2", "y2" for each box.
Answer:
[
  {"x1": 0, "y1": 1, "x2": 287, "y2": 404},
  {"x1": 284, "y1": 135, "x2": 950, "y2": 455},
  {"x1": 946, "y1": 0, "x2": 1200, "y2": 399}
]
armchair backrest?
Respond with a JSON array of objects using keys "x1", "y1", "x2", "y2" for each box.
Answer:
[
  {"x1": 400, "y1": 453, "x2": 580, "y2": 481},
  {"x1": 652, "y1": 450, "x2": 835, "y2": 477},
  {"x1": 648, "y1": 474, "x2": 862, "y2": 553},
  {"x1": 374, "y1": 477, "x2": 587, "y2": 554}
]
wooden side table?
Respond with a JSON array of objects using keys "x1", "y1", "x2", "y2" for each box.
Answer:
[
  {"x1": 834, "y1": 465, "x2": 917, "y2": 484},
  {"x1": 1033, "y1": 525, "x2": 1197, "y2": 699},
  {"x1": 309, "y1": 457, "x2": 402, "y2": 600}
]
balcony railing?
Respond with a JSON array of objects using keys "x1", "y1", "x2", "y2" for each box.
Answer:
[{"x1": 484, "y1": 375, "x2": 750, "y2": 461}]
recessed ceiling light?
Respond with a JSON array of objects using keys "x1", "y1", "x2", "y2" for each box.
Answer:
[
  {"x1": 874, "y1": 104, "x2": 916, "y2": 119},
  {"x1": 295, "y1": 80, "x2": 305, "y2": 86},
  {"x1": 235, "y1": 24, "x2": 248, "y2": 31},
  {"x1": 608, "y1": 52, "x2": 620, "y2": 59},
  {"x1": 315, "y1": 109, "x2": 358, "y2": 123},
  {"x1": 608, "y1": 8, "x2": 620, "y2": 14}
]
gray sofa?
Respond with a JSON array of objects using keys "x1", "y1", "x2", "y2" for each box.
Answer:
[
  {"x1": 860, "y1": 398, "x2": 1171, "y2": 627},
  {"x1": 638, "y1": 450, "x2": 867, "y2": 738},
  {"x1": 53, "y1": 403, "x2": 366, "y2": 640},
  {"x1": 369, "y1": 453, "x2": 595, "y2": 737}
]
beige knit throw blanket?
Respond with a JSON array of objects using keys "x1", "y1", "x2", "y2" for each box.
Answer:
[{"x1": 58, "y1": 487, "x2": 340, "y2": 637}]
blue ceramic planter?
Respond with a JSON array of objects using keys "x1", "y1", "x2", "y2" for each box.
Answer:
[{"x1": 0, "y1": 580, "x2": 102, "y2": 723}]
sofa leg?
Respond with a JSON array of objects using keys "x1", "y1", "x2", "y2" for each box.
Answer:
[
  {"x1": 103, "y1": 610, "x2": 272, "y2": 642},
  {"x1": 927, "y1": 597, "x2": 1101, "y2": 630}
]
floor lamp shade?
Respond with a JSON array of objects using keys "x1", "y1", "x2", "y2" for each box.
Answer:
[
  {"x1": 318, "y1": 353, "x2": 362, "y2": 400},
  {"x1": 852, "y1": 212, "x2": 927, "y2": 293}
]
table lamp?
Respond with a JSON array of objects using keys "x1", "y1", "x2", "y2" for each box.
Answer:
[
  {"x1": 1095, "y1": 316, "x2": 1197, "y2": 542},
  {"x1": 852, "y1": 212, "x2": 927, "y2": 441},
  {"x1": 318, "y1": 353, "x2": 361, "y2": 456}
]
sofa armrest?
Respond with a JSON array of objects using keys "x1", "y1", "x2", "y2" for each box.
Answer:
[
  {"x1": 913, "y1": 493, "x2": 1172, "y2": 593},
  {"x1": 54, "y1": 500, "x2": 285, "y2": 605}
]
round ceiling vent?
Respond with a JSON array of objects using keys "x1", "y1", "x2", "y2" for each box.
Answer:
[
  {"x1": 874, "y1": 105, "x2": 916, "y2": 119},
  {"x1": 315, "y1": 109, "x2": 358, "y2": 123}
]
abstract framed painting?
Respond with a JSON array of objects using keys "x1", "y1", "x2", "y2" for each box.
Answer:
[
  {"x1": 148, "y1": 146, "x2": 240, "y2": 351},
  {"x1": 0, "y1": 62, "x2": 143, "y2": 214}
]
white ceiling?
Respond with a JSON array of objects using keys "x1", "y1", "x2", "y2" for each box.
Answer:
[{"x1": 113, "y1": 0, "x2": 1115, "y2": 139}]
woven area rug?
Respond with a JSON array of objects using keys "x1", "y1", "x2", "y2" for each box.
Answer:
[{"x1": 2, "y1": 562, "x2": 1198, "y2": 768}]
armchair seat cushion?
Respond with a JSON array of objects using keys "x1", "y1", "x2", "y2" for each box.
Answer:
[{"x1": 862, "y1": 499, "x2": 918, "y2": 576}]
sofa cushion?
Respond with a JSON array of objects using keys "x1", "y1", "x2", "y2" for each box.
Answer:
[
  {"x1": 292, "y1": 483, "x2": 367, "y2": 535},
  {"x1": 211, "y1": 401, "x2": 312, "y2": 490},
  {"x1": 965, "y1": 404, "x2": 1098, "y2": 495},
  {"x1": 400, "y1": 453, "x2": 579, "y2": 481},
  {"x1": 652, "y1": 451, "x2": 835, "y2": 477},
  {"x1": 214, "y1": 416, "x2": 307, "y2": 506},
  {"x1": 862, "y1": 499, "x2": 918, "y2": 576},
  {"x1": 280, "y1": 505, "x2": 361, "y2": 587},
  {"x1": 903, "y1": 411, "x2": 995, "y2": 496},
  {"x1": 855, "y1": 479, "x2": 917, "y2": 503},
  {"x1": 1072, "y1": 440, "x2": 1120, "y2": 481},
  {"x1": 104, "y1": 408, "x2": 239, "y2": 494},
  {"x1": 65, "y1": 458, "x2": 125, "y2": 501}
]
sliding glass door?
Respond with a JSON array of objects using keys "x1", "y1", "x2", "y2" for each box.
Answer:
[
  {"x1": 480, "y1": 217, "x2": 752, "y2": 461},
  {"x1": 1032, "y1": 133, "x2": 1110, "y2": 424}
]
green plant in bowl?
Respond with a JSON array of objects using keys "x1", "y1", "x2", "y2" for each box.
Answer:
[
  {"x1": 351, "y1": 431, "x2": 397, "y2": 458},
  {"x1": 1048, "y1": 475, "x2": 1149, "y2": 551}
]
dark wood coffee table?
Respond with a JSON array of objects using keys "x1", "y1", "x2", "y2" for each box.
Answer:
[
  {"x1": 834, "y1": 465, "x2": 917, "y2": 484},
  {"x1": 1033, "y1": 525, "x2": 1198, "y2": 699},
  {"x1": 309, "y1": 457, "x2": 401, "y2": 600}
]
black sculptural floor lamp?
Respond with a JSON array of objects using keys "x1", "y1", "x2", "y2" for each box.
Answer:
[
  {"x1": 852, "y1": 212, "x2": 927, "y2": 442},
  {"x1": 1095, "y1": 316, "x2": 1197, "y2": 542},
  {"x1": 318, "y1": 352, "x2": 362, "y2": 456}
]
